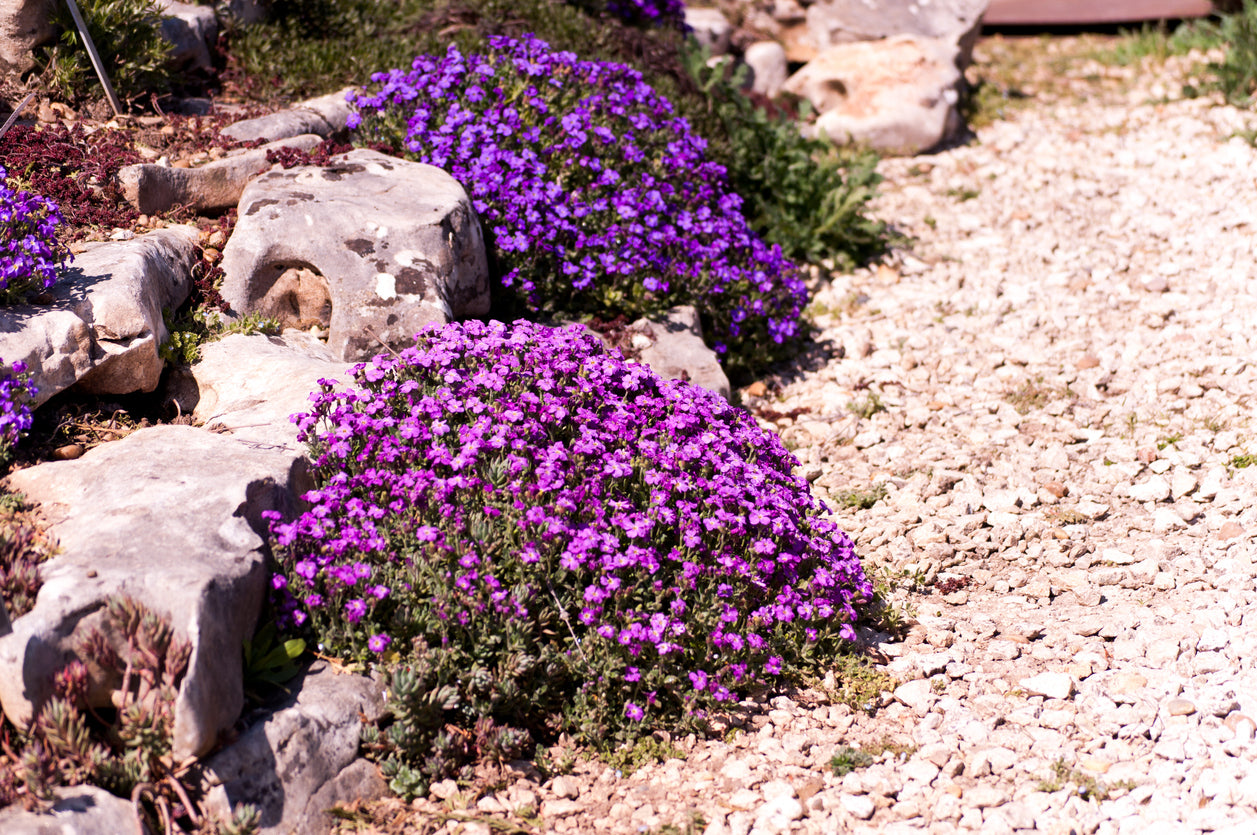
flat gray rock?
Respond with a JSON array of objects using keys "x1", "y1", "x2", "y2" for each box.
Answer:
[
  {"x1": 191, "y1": 331, "x2": 347, "y2": 450},
  {"x1": 220, "y1": 149, "x2": 490, "y2": 362},
  {"x1": 0, "y1": 784, "x2": 149, "y2": 834},
  {"x1": 0, "y1": 226, "x2": 197, "y2": 405},
  {"x1": 220, "y1": 88, "x2": 356, "y2": 143},
  {"x1": 0, "y1": 425, "x2": 311, "y2": 760},
  {"x1": 118, "y1": 135, "x2": 323, "y2": 215},
  {"x1": 624, "y1": 306, "x2": 731, "y2": 401},
  {"x1": 203, "y1": 662, "x2": 387, "y2": 835}
]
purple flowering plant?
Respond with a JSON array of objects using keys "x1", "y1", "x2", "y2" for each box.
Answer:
[
  {"x1": 0, "y1": 165, "x2": 69, "y2": 304},
  {"x1": 0, "y1": 360, "x2": 37, "y2": 464},
  {"x1": 347, "y1": 35, "x2": 808, "y2": 374},
  {"x1": 268, "y1": 320, "x2": 869, "y2": 781}
]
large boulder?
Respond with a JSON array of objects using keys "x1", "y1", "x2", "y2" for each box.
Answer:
[
  {"x1": 0, "y1": 226, "x2": 197, "y2": 405},
  {"x1": 0, "y1": 0, "x2": 55, "y2": 78},
  {"x1": 191, "y1": 331, "x2": 348, "y2": 450},
  {"x1": 220, "y1": 149, "x2": 490, "y2": 362},
  {"x1": 202, "y1": 663, "x2": 388, "y2": 835},
  {"x1": 117, "y1": 134, "x2": 323, "y2": 215},
  {"x1": 783, "y1": 35, "x2": 965, "y2": 155},
  {"x1": 220, "y1": 88, "x2": 356, "y2": 143},
  {"x1": 0, "y1": 425, "x2": 311, "y2": 760}
]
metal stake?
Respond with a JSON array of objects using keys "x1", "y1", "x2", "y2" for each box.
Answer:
[{"x1": 63, "y1": 0, "x2": 123, "y2": 116}]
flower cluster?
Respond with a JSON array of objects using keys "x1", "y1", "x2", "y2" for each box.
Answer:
[
  {"x1": 270, "y1": 319, "x2": 870, "y2": 744},
  {"x1": 606, "y1": 0, "x2": 685, "y2": 26},
  {"x1": 0, "y1": 360, "x2": 37, "y2": 462},
  {"x1": 348, "y1": 35, "x2": 808, "y2": 371},
  {"x1": 0, "y1": 166, "x2": 68, "y2": 303}
]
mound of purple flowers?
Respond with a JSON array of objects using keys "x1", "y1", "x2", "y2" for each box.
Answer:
[
  {"x1": 0, "y1": 360, "x2": 37, "y2": 461},
  {"x1": 347, "y1": 35, "x2": 807, "y2": 372},
  {"x1": 270, "y1": 320, "x2": 869, "y2": 740},
  {"x1": 0, "y1": 165, "x2": 68, "y2": 303}
]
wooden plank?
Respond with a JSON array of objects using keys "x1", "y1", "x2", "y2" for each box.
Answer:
[{"x1": 984, "y1": 0, "x2": 1214, "y2": 25}]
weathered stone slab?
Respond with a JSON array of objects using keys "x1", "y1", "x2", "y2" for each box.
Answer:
[
  {"x1": 220, "y1": 88, "x2": 356, "y2": 143},
  {"x1": 191, "y1": 331, "x2": 347, "y2": 450},
  {"x1": 203, "y1": 662, "x2": 387, "y2": 835},
  {"x1": 118, "y1": 134, "x2": 323, "y2": 215},
  {"x1": 0, "y1": 784, "x2": 149, "y2": 834},
  {"x1": 0, "y1": 226, "x2": 197, "y2": 406},
  {"x1": 784, "y1": 35, "x2": 964, "y2": 155},
  {"x1": 220, "y1": 149, "x2": 490, "y2": 362},
  {"x1": 0, "y1": 425, "x2": 311, "y2": 760}
]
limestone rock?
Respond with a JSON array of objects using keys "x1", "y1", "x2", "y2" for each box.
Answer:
[
  {"x1": 745, "y1": 41, "x2": 789, "y2": 99},
  {"x1": 191, "y1": 331, "x2": 348, "y2": 450},
  {"x1": 156, "y1": 0, "x2": 217, "y2": 71},
  {"x1": 685, "y1": 7, "x2": 733, "y2": 55},
  {"x1": 0, "y1": 0, "x2": 55, "y2": 77},
  {"x1": 609, "y1": 306, "x2": 730, "y2": 401},
  {"x1": 0, "y1": 227, "x2": 197, "y2": 406},
  {"x1": 221, "y1": 88, "x2": 356, "y2": 143},
  {"x1": 221, "y1": 149, "x2": 490, "y2": 362},
  {"x1": 118, "y1": 134, "x2": 323, "y2": 215},
  {"x1": 203, "y1": 662, "x2": 387, "y2": 835},
  {"x1": 783, "y1": 35, "x2": 964, "y2": 155},
  {"x1": 0, "y1": 425, "x2": 311, "y2": 759},
  {"x1": 0, "y1": 784, "x2": 150, "y2": 834},
  {"x1": 804, "y1": 0, "x2": 988, "y2": 68}
]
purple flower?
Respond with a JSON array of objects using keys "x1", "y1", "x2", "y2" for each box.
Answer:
[
  {"x1": 268, "y1": 320, "x2": 871, "y2": 738},
  {"x1": 347, "y1": 36, "x2": 806, "y2": 368},
  {"x1": 0, "y1": 166, "x2": 68, "y2": 302},
  {"x1": 624, "y1": 702, "x2": 644, "y2": 721}
]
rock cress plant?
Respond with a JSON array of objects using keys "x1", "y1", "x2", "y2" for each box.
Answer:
[
  {"x1": 347, "y1": 35, "x2": 808, "y2": 373},
  {"x1": 0, "y1": 165, "x2": 68, "y2": 304},
  {"x1": 268, "y1": 320, "x2": 870, "y2": 764}
]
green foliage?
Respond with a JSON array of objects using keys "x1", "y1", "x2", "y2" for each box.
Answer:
[
  {"x1": 1204, "y1": 0, "x2": 1257, "y2": 106},
  {"x1": 1231, "y1": 452, "x2": 1256, "y2": 468},
  {"x1": 677, "y1": 47, "x2": 890, "y2": 270},
  {"x1": 847, "y1": 391, "x2": 886, "y2": 419},
  {"x1": 601, "y1": 735, "x2": 685, "y2": 775},
  {"x1": 160, "y1": 309, "x2": 283, "y2": 365},
  {"x1": 41, "y1": 0, "x2": 173, "y2": 105},
  {"x1": 1096, "y1": 20, "x2": 1222, "y2": 67},
  {"x1": 362, "y1": 643, "x2": 537, "y2": 800},
  {"x1": 242, "y1": 621, "x2": 307, "y2": 700},
  {"x1": 831, "y1": 484, "x2": 888, "y2": 510},
  {"x1": 829, "y1": 745, "x2": 874, "y2": 776},
  {"x1": 1036, "y1": 757, "x2": 1138, "y2": 801}
]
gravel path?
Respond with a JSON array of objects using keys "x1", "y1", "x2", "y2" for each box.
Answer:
[{"x1": 405, "y1": 46, "x2": 1257, "y2": 835}]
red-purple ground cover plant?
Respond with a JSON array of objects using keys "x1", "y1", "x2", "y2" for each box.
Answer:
[{"x1": 268, "y1": 319, "x2": 871, "y2": 797}]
